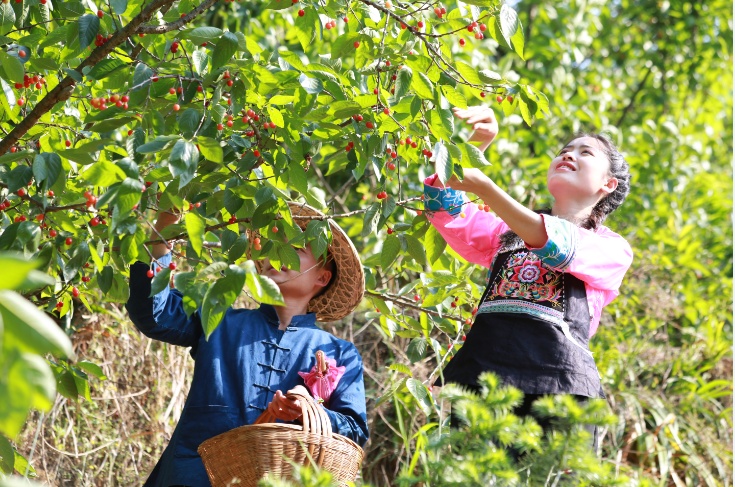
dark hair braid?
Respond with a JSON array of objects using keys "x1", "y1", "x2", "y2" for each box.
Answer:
[
  {"x1": 574, "y1": 132, "x2": 631, "y2": 230},
  {"x1": 499, "y1": 132, "x2": 631, "y2": 249}
]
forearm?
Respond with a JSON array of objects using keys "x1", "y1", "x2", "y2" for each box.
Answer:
[
  {"x1": 462, "y1": 173, "x2": 547, "y2": 248},
  {"x1": 151, "y1": 211, "x2": 180, "y2": 259}
]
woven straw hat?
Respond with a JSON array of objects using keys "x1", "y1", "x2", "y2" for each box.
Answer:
[{"x1": 285, "y1": 202, "x2": 364, "y2": 322}]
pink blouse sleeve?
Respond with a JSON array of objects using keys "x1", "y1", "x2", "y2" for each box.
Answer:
[
  {"x1": 423, "y1": 174, "x2": 509, "y2": 268},
  {"x1": 527, "y1": 214, "x2": 634, "y2": 305}
]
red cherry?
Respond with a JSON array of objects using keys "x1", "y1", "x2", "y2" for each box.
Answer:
[
  {"x1": 450, "y1": 301, "x2": 457, "y2": 308},
  {"x1": 373, "y1": 88, "x2": 378, "y2": 95},
  {"x1": 387, "y1": 228, "x2": 393, "y2": 235},
  {"x1": 507, "y1": 95, "x2": 514, "y2": 103},
  {"x1": 459, "y1": 39, "x2": 466, "y2": 47},
  {"x1": 228, "y1": 215, "x2": 237, "y2": 224},
  {"x1": 17, "y1": 98, "x2": 24, "y2": 106},
  {"x1": 480, "y1": 91, "x2": 486, "y2": 98},
  {"x1": 65, "y1": 237, "x2": 73, "y2": 245},
  {"x1": 387, "y1": 162, "x2": 396, "y2": 171},
  {"x1": 217, "y1": 123, "x2": 224, "y2": 130},
  {"x1": 72, "y1": 287, "x2": 80, "y2": 297},
  {"x1": 49, "y1": 229, "x2": 57, "y2": 237},
  {"x1": 271, "y1": 226, "x2": 278, "y2": 233},
  {"x1": 82, "y1": 276, "x2": 91, "y2": 282},
  {"x1": 253, "y1": 149, "x2": 261, "y2": 157},
  {"x1": 97, "y1": 9, "x2": 103, "y2": 17},
  {"x1": 173, "y1": 103, "x2": 180, "y2": 111},
  {"x1": 365, "y1": 121, "x2": 375, "y2": 129},
  {"x1": 169, "y1": 262, "x2": 177, "y2": 270},
  {"x1": 65, "y1": 140, "x2": 71, "y2": 147},
  {"x1": 353, "y1": 41, "x2": 360, "y2": 48},
  {"x1": 90, "y1": 217, "x2": 100, "y2": 226},
  {"x1": 18, "y1": 51, "x2": 26, "y2": 58},
  {"x1": 56, "y1": 301, "x2": 63, "y2": 309},
  {"x1": 146, "y1": 269, "x2": 154, "y2": 278},
  {"x1": 383, "y1": 108, "x2": 390, "y2": 115},
  {"x1": 496, "y1": 95, "x2": 503, "y2": 103},
  {"x1": 121, "y1": 95, "x2": 129, "y2": 103}
]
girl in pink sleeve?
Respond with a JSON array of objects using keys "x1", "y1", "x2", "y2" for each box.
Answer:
[{"x1": 426, "y1": 106, "x2": 633, "y2": 452}]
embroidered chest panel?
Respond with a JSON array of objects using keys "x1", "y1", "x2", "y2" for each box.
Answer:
[{"x1": 486, "y1": 251, "x2": 563, "y2": 308}]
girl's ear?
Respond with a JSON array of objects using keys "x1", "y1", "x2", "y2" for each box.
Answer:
[
  {"x1": 602, "y1": 177, "x2": 618, "y2": 195},
  {"x1": 315, "y1": 268, "x2": 332, "y2": 288}
]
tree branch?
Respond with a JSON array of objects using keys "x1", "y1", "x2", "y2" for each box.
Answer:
[{"x1": 0, "y1": 0, "x2": 178, "y2": 155}]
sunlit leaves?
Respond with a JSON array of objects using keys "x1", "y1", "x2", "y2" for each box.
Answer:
[{"x1": 77, "y1": 14, "x2": 100, "y2": 50}]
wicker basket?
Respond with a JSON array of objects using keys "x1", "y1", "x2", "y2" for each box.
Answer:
[{"x1": 198, "y1": 390, "x2": 364, "y2": 487}]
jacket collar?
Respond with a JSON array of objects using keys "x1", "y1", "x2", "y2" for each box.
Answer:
[{"x1": 258, "y1": 304, "x2": 318, "y2": 329}]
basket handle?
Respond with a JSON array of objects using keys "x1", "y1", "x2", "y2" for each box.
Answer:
[{"x1": 253, "y1": 387, "x2": 333, "y2": 439}]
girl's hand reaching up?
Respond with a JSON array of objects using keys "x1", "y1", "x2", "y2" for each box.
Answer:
[{"x1": 453, "y1": 106, "x2": 498, "y2": 151}]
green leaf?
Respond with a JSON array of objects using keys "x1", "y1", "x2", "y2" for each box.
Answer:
[
  {"x1": 195, "y1": 136, "x2": 222, "y2": 163},
  {"x1": 185, "y1": 26, "x2": 223, "y2": 45},
  {"x1": 212, "y1": 31, "x2": 238, "y2": 70},
  {"x1": 299, "y1": 73, "x2": 323, "y2": 95},
  {"x1": 411, "y1": 72, "x2": 435, "y2": 100},
  {"x1": 499, "y1": 4, "x2": 524, "y2": 60},
  {"x1": 278, "y1": 50, "x2": 307, "y2": 71},
  {"x1": 110, "y1": 0, "x2": 127, "y2": 14},
  {"x1": 87, "y1": 59, "x2": 126, "y2": 81},
  {"x1": 185, "y1": 211, "x2": 206, "y2": 257},
  {"x1": 440, "y1": 85, "x2": 467, "y2": 108},
  {"x1": 362, "y1": 203, "x2": 381, "y2": 238},
  {"x1": 433, "y1": 142, "x2": 452, "y2": 184},
  {"x1": 32, "y1": 152, "x2": 62, "y2": 189},
  {"x1": 77, "y1": 14, "x2": 100, "y2": 50},
  {"x1": 81, "y1": 160, "x2": 127, "y2": 186},
  {"x1": 0, "y1": 3, "x2": 16, "y2": 36},
  {"x1": 428, "y1": 108, "x2": 454, "y2": 141},
  {"x1": 0, "y1": 78, "x2": 15, "y2": 108},
  {"x1": 136, "y1": 135, "x2": 179, "y2": 153},
  {"x1": 0, "y1": 253, "x2": 37, "y2": 290},
  {"x1": 5, "y1": 166, "x2": 32, "y2": 193},
  {"x1": 0, "y1": 290, "x2": 74, "y2": 358},
  {"x1": 407, "y1": 338, "x2": 428, "y2": 363},
  {"x1": 76, "y1": 360, "x2": 107, "y2": 380},
  {"x1": 0, "y1": 434, "x2": 14, "y2": 474},
  {"x1": 460, "y1": 142, "x2": 490, "y2": 167},
  {"x1": 0, "y1": 52, "x2": 23, "y2": 83},
  {"x1": 149, "y1": 268, "x2": 172, "y2": 297},
  {"x1": 454, "y1": 61, "x2": 482, "y2": 85},
  {"x1": 394, "y1": 66, "x2": 413, "y2": 100},
  {"x1": 132, "y1": 63, "x2": 153, "y2": 91},
  {"x1": 405, "y1": 378, "x2": 433, "y2": 415},
  {"x1": 169, "y1": 139, "x2": 199, "y2": 189},
  {"x1": 381, "y1": 234, "x2": 401, "y2": 270},
  {"x1": 425, "y1": 225, "x2": 447, "y2": 264},
  {"x1": 201, "y1": 265, "x2": 246, "y2": 338}
]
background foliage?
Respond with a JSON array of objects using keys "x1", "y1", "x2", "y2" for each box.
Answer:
[{"x1": 0, "y1": 0, "x2": 731, "y2": 485}]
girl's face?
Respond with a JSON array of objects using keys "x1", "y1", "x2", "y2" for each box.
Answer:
[{"x1": 547, "y1": 136, "x2": 618, "y2": 203}]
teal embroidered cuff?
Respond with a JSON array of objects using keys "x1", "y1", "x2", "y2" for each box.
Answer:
[
  {"x1": 530, "y1": 216, "x2": 577, "y2": 270},
  {"x1": 424, "y1": 184, "x2": 466, "y2": 216}
]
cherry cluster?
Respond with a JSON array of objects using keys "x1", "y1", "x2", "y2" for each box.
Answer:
[
  {"x1": 14, "y1": 73, "x2": 46, "y2": 91},
  {"x1": 90, "y1": 94, "x2": 130, "y2": 110}
]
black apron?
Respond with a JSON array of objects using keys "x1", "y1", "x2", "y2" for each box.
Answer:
[{"x1": 439, "y1": 246, "x2": 603, "y2": 398}]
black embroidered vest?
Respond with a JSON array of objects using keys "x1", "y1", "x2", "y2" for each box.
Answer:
[{"x1": 438, "y1": 246, "x2": 603, "y2": 398}]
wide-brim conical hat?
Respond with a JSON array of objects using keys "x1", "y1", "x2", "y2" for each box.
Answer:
[{"x1": 288, "y1": 202, "x2": 364, "y2": 322}]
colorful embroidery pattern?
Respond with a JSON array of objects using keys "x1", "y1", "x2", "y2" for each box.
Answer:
[
  {"x1": 489, "y1": 251, "x2": 563, "y2": 307},
  {"x1": 423, "y1": 185, "x2": 466, "y2": 216},
  {"x1": 530, "y1": 216, "x2": 578, "y2": 270}
]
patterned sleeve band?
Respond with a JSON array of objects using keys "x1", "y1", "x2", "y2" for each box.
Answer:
[
  {"x1": 423, "y1": 176, "x2": 467, "y2": 217},
  {"x1": 527, "y1": 214, "x2": 578, "y2": 271}
]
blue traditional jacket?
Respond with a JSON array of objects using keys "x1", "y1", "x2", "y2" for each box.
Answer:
[{"x1": 125, "y1": 254, "x2": 369, "y2": 487}]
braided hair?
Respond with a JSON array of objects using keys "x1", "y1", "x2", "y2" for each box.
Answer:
[
  {"x1": 574, "y1": 132, "x2": 631, "y2": 230},
  {"x1": 499, "y1": 133, "x2": 631, "y2": 249}
]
